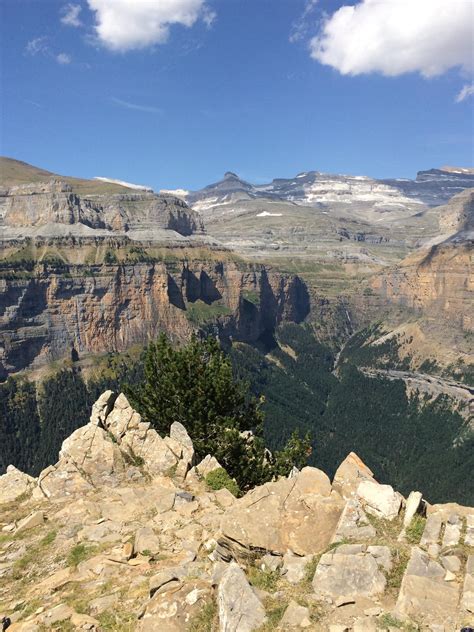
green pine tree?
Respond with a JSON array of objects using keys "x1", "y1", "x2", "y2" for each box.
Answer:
[{"x1": 125, "y1": 334, "x2": 311, "y2": 489}]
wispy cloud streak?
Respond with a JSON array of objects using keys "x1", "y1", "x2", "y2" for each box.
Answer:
[{"x1": 110, "y1": 97, "x2": 163, "y2": 114}]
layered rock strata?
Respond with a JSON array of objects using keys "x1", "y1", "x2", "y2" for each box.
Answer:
[{"x1": 0, "y1": 260, "x2": 309, "y2": 377}]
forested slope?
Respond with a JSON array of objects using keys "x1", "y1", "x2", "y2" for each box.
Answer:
[{"x1": 1, "y1": 324, "x2": 472, "y2": 504}]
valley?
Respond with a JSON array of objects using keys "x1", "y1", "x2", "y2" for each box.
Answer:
[{"x1": 0, "y1": 157, "x2": 472, "y2": 507}]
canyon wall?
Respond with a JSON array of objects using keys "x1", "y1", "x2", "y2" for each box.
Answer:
[{"x1": 0, "y1": 259, "x2": 310, "y2": 377}]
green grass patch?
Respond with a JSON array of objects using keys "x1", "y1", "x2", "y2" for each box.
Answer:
[
  {"x1": 247, "y1": 567, "x2": 279, "y2": 592},
  {"x1": 242, "y1": 289, "x2": 260, "y2": 306},
  {"x1": 67, "y1": 543, "x2": 96, "y2": 568},
  {"x1": 302, "y1": 556, "x2": 318, "y2": 587},
  {"x1": 386, "y1": 547, "x2": 410, "y2": 591},
  {"x1": 40, "y1": 530, "x2": 57, "y2": 546},
  {"x1": 205, "y1": 467, "x2": 240, "y2": 497},
  {"x1": 405, "y1": 514, "x2": 426, "y2": 545},
  {"x1": 257, "y1": 599, "x2": 288, "y2": 631},
  {"x1": 186, "y1": 300, "x2": 232, "y2": 325},
  {"x1": 97, "y1": 609, "x2": 137, "y2": 631},
  {"x1": 189, "y1": 600, "x2": 218, "y2": 632}
]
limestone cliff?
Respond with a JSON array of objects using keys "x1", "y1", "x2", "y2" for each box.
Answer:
[
  {"x1": 370, "y1": 240, "x2": 473, "y2": 332},
  {"x1": 0, "y1": 259, "x2": 309, "y2": 377},
  {"x1": 1, "y1": 180, "x2": 204, "y2": 239}
]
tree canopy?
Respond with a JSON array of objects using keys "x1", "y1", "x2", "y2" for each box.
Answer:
[{"x1": 125, "y1": 334, "x2": 311, "y2": 490}]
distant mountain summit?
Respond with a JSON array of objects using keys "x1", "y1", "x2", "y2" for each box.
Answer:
[{"x1": 184, "y1": 166, "x2": 474, "y2": 217}]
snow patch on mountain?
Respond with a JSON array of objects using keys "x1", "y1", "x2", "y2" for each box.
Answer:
[{"x1": 94, "y1": 177, "x2": 153, "y2": 192}]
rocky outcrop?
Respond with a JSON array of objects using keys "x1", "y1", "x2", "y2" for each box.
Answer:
[
  {"x1": 370, "y1": 239, "x2": 473, "y2": 332},
  {"x1": 0, "y1": 465, "x2": 36, "y2": 504},
  {"x1": 217, "y1": 563, "x2": 266, "y2": 632},
  {"x1": 0, "y1": 260, "x2": 309, "y2": 377},
  {"x1": 0, "y1": 392, "x2": 473, "y2": 631},
  {"x1": 36, "y1": 391, "x2": 193, "y2": 499},
  {"x1": 1, "y1": 180, "x2": 204, "y2": 238},
  {"x1": 219, "y1": 467, "x2": 342, "y2": 557}
]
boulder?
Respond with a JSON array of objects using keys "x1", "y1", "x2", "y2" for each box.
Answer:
[
  {"x1": 282, "y1": 551, "x2": 313, "y2": 584},
  {"x1": 38, "y1": 423, "x2": 126, "y2": 498},
  {"x1": 15, "y1": 511, "x2": 44, "y2": 533},
  {"x1": 259, "y1": 553, "x2": 283, "y2": 573},
  {"x1": 139, "y1": 579, "x2": 211, "y2": 631},
  {"x1": 195, "y1": 455, "x2": 222, "y2": 478},
  {"x1": 220, "y1": 472, "x2": 343, "y2": 557},
  {"x1": 312, "y1": 544, "x2": 388, "y2": 600},
  {"x1": 218, "y1": 562, "x2": 267, "y2": 632},
  {"x1": 332, "y1": 452, "x2": 375, "y2": 499},
  {"x1": 279, "y1": 600, "x2": 311, "y2": 628},
  {"x1": 149, "y1": 570, "x2": 181, "y2": 597},
  {"x1": 0, "y1": 465, "x2": 36, "y2": 504},
  {"x1": 403, "y1": 491, "x2": 423, "y2": 527},
  {"x1": 292, "y1": 466, "x2": 332, "y2": 496},
  {"x1": 420, "y1": 513, "x2": 443, "y2": 546},
  {"x1": 466, "y1": 514, "x2": 474, "y2": 546},
  {"x1": 441, "y1": 513, "x2": 461, "y2": 547},
  {"x1": 356, "y1": 480, "x2": 401, "y2": 521}
]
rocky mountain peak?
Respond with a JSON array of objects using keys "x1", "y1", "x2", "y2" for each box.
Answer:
[
  {"x1": 223, "y1": 171, "x2": 240, "y2": 180},
  {"x1": 0, "y1": 392, "x2": 472, "y2": 630}
]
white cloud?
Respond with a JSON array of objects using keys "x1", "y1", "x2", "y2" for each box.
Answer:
[
  {"x1": 456, "y1": 83, "x2": 474, "y2": 103},
  {"x1": 25, "y1": 37, "x2": 72, "y2": 65},
  {"x1": 87, "y1": 0, "x2": 213, "y2": 51},
  {"x1": 26, "y1": 37, "x2": 49, "y2": 56},
  {"x1": 61, "y1": 3, "x2": 82, "y2": 27},
  {"x1": 290, "y1": 0, "x2": 318, "y2": 44},
  {"x1": 56, "y1": 53, "x2": 72, "y2": 64},
  {"x1": 111, "y1": 97, "x2": 162, "y2": 114},
  {"x1": 310, "y1": 0, "x2": 473, "y2": 78}
]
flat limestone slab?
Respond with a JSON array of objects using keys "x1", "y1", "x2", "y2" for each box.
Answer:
[
  {"x1": 395, "y1": 547, "x2": 460, "y2": 626},
  {"x1": 312, "y1": 545, "x2": 388, "y2": 601}
]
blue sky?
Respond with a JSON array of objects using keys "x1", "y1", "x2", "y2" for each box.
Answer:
[{"x1": 1, "y1": 0, "x2": 473, "y2": 190}]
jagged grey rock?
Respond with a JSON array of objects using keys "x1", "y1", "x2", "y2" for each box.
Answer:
[
  {"x1": 441, "y1": 514, "x2": 461, "y2": 547},
  {"x1": 279, "y1": 600, "x2": 311, "y2": 628},
  {"x1": 260, "y1": 553, "x2": 283, "y2": 573},
  {"x1": 332, "y1": 452, "x2": 375, "y2": 499},
  {"x1": 356, "y1": 480, "x2": 402, "y2": 520},
  {"x1": 134, "y1": 527, "x2": 161, "y2": 556},
  {"x1": 220, "y1": 471, "x2": 343, "y2": 557},
  {"x1": 218, "y1": 562, "x2": 266, "y2": 632},
  {"x1": 420, "y1": 513, "x2": 443, "y2": 546},
  {"x1": 15, "y1": 511, "x2": 44, "y2": 533},
  {"x1": 332, "y1": 497, "x2": 376, "y2": 543},
  {"x1": 312, "y1": 544, "x2": 387, "y2": 600},
  {"x1": 0, "y1": 465, "x2": 36, "y2": 504},
  {"x1": 403, "y1": 491, "x2": 423, "y2": 527},
  {"x1": 281, "y1": 551, "x2": 313, "y2": 584}
]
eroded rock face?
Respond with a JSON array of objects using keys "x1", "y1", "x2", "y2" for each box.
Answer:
[
  {"x1": 2, "y1": 180, "x2": 204, "y2": 236},
  {"x1": 0, "y1": 260, "x2": 310, "y2": 378}
]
